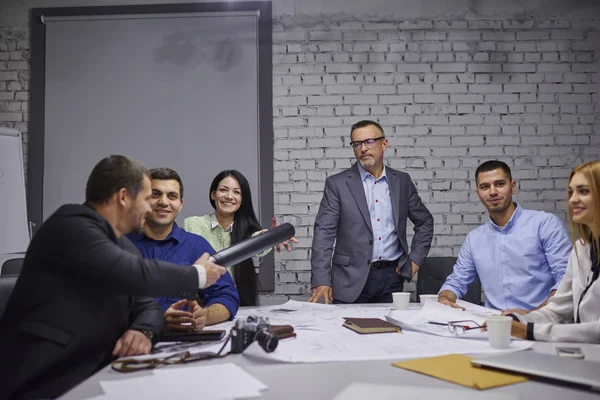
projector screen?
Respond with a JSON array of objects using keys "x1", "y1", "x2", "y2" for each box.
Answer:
[{"x1": 29, "y1": 3, "x2": 274, "y2": 289}]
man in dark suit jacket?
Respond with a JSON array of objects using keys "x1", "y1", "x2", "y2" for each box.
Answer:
[
  {"x1": 309, "y1": 120, "x2": 434, "y2": 304},
  {"x1": 0, "y1": 155, "x2": 227, "y2": 399}
]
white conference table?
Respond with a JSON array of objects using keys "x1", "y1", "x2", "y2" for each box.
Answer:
[{"x1": 60, "y1": 304, "x2": 600, "y2": 400}]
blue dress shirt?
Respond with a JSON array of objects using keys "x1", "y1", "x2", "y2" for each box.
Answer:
[
  {"x1": 127, "y1": 223, "x2": 239, "y2": 317},
  {"x1": 358, "y1": 164, "x2": 403, "y2": 262},
  {"x1": 439, "y1": 204, "x2": 571, "y2": 310}
]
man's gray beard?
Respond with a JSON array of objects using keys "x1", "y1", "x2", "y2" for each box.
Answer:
[{"x1": 358, "y1": 159, "x2": 374, "y2": 169}]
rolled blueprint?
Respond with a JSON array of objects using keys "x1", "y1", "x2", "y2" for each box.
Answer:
[{"x1": 209, "y1": 223, "x2": 295, "y2": 267}]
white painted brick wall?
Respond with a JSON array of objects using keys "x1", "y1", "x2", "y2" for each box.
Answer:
[
  {"x1": 2, "y1": 13, "x2": 600, "y2": 298},
  {"x1": 0, "y1": 28, "x2": 29, "y2": 179},
  {"x1": 269, "y1": 16, "x2": 600, "y2": 295}
]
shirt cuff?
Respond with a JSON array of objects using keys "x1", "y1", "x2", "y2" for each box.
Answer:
[
  {"x1": 205, "y1": 298, "x2": 239, "y2": 320},
  {"x1": 193, "y1": 264, "x2": 207, "y2": 289},
  {"x1": 252, "y1": 230, "x2": 272, "y2": 257},
  {"x1": 251, "y1": 229, "x2": 268, "y2": 237},
  {"x1": 526, "y1": 322, "x2": 535, "y2": 341},
  {"x1": 438, "y1": 284, "x2": 459, "y2": 298}
]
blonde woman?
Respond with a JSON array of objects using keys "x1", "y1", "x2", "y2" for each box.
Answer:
[{"x1": 507, "y1": 160, "x2": 600, "y2": 343}]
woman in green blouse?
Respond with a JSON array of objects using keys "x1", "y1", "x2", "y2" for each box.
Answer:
[{"x1": 184, "y1": 170, "x2": 296, "y2": 306}]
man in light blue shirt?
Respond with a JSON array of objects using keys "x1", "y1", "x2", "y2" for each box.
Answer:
[{"x1": 438, "y1": 160, "x2": 571, "y2": 313}]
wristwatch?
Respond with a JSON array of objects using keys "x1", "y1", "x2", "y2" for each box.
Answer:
[{"x1": 140, "y1": 330, "x2": 154, "y2": 341}]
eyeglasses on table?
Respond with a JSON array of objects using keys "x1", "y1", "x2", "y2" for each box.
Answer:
[{"x1": 427, "y1": 320, "x2": 483, "y2": 336}]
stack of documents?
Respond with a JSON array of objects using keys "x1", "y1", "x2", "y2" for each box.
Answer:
[{"x1": 98, "y1": 363, "x2": 267, "y2": 399}]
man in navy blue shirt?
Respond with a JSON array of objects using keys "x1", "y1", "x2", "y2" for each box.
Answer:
[{"x1": 128, "y1": 167, "x2": 239, "y2": 332}]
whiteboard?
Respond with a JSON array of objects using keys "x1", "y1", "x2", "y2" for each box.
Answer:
[{"x1": 0, "y1": 127, "x2": 30, "y2": 253}]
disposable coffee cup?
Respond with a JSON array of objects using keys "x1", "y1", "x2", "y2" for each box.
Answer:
[
  {"x1": 486, "y1": 315, "x2": 512, "y2": 349},
  {"x1": 419, "y1": 294, "x2": 438, "y2": 305},
  {"x1": 392, "y1": 292, "x2": 411, "y2": 310}
]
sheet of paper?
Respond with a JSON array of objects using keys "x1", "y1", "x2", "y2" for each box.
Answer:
[
  {"x1": 456, "y1": 300, "x2": 501, "y2": 318},
  {"x1": 234, "y1": 300, "x2": 530, "y2": 363},
  {"x1": 99, "y1": 363, "x2": 266, "y2": 400},
  {"x1": 131, "y1": 300, "x2": 530, "y2": 366},
  {"x1": 387, "y1": 301, "x2": 496, "y2": 339},
  {"x1": 244, "y1": 326, "x2": 532, "y2": 363},
  {"x1": 333, "y1": 383, "x2": 522, "y2": 400},
  {"x1": 152, "y1": 337, "x2": 227, "y2": 355},
  {"x1": 223, "y1": 300, "x2": 394, "y2": 332},
  {"x1": 122, "y1": 340, "x2": 230, "y2": 363}
]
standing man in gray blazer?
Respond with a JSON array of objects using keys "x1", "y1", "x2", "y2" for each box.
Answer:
[{"x1": 309, "y1": 120, "x2": 434, "y2": 304}]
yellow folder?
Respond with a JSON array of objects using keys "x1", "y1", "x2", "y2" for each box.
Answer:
[{"x1": 393, "y1": 354, "x2": 528, "y2": 390}]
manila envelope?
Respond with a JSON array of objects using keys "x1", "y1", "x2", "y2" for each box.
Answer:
[{"x1": 393, "y1": 354, "x2": 528, "y2": 390}]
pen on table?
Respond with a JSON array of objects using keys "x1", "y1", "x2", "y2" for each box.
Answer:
[{"x1": 428, "y1": 321, "x2": 447, "y2": 327}]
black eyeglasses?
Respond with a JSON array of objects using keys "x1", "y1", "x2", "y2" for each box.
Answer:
[
  {"x1": 349, "y1": 136, "x2": 385, "y2": 149},
  {"x1": 112, "y1": 350, "x2": 222, "y2": 372}
]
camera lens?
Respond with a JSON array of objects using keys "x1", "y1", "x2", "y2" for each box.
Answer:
[{"x1": 255, "y1": 330, "x2": 278, "y2": 353}]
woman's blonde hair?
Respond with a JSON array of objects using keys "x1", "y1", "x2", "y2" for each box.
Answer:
[{"x1": 568, "y1": 160, "x2": 600, "y2": 255}]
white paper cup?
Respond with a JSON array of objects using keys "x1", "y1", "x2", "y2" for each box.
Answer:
[
  {"x1": 392, "y1": 292, "x2": 411, "y2": 310},
  {"x1": 419, "y1": 294, "x2": 438, "y2": 305},
  {"x1": 486, "y1": 315, "x2": 512, "y2": 349}
]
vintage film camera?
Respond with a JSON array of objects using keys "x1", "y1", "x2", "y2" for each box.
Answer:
[{"x1": 230, "y1": 316, "x2": 279, "y2": 354}]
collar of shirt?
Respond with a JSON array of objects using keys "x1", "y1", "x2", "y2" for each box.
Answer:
[
  {"x1": 210, "y1": 213, "x2": 233, "y2": 233},
  {"x1": 130, "y1": 222, "x2": 185, "y2": 244},
  {"x1": 487, "y1": 202, "x2": 523, "y2": 232},
  {"x1": 357, "y1": 162, "x2": 388, "y2": 183}
]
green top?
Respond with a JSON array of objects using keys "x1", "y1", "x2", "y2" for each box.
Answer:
[{"x1": 182, "y1": 214, "x2": 271, "y2": 275}]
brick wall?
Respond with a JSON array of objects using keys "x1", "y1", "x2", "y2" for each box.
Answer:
[
  {"x1": 270, "y1": 17, "x2": 600, "y2": 296},
  {"x1": 1, "y1": 13, "x2": 599, "y2": 300},
  {"x1": 0, "y1": 25, "x2": 29, "y2": 178}
]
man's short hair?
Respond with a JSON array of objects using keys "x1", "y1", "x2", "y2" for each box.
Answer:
[
  {"x1": 475, "y1": 160, "x2": 513, "y2": 184},
  {"x1": 86, "y1": 155, "x2": 150, "y2": 203},
  {"x1": 350, "y1": 120, "x2": 385, "y2": 136},
  {"x1": 149, "y1": 167, "x2": 184, "y2": 198}
]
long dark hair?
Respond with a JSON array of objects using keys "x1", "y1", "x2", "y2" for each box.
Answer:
[{"x1": 210, "y1": 170, "x2": 262, "y2": 306}]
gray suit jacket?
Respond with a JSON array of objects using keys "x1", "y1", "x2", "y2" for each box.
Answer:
[{"x1": 311, "y1": 164, "x2": 434, "y2": 302}]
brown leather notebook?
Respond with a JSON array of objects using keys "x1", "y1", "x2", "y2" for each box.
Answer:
[{"x1": 343, "y1": 317, "x2": 402, "y2": 334}]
